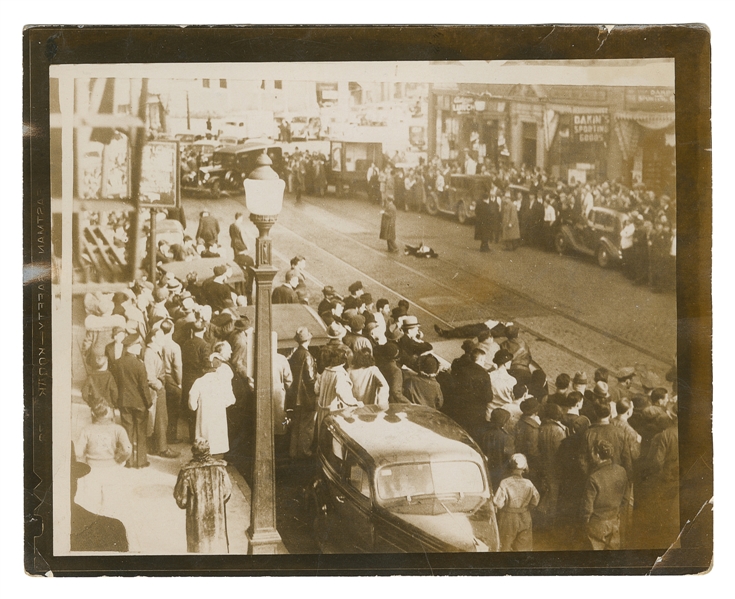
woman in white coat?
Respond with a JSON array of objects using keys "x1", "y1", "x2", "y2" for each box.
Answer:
[{"x1": 188, "y1": 342, "x2": 236, "y2": 457}]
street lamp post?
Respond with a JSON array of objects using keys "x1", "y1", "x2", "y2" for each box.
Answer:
[{"x1": 243, "y1": 151, "x2": 285, "y2": 554}]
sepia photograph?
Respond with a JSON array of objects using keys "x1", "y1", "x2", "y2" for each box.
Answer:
[{"x1": 24, "y1": 25, "x2": 713, "y2": 576}]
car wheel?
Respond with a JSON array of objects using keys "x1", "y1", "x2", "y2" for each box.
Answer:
[
  {"x1": 597, "y1": 245, "x2": 611, "y2": 268},
  {"x1": 210, "y1": 179, "x2": 221, "y2": 199},
  {"x1": 457, "y1": 202, "x2": 468, "y2": 224},
  {"x1": 554, "y1": 232, "x2": 567, "y2": 254},
  {"x1": 425, "y1": 192, "x2": 439, "y2": 216}
]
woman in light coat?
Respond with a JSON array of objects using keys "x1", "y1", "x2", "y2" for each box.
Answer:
[
  {"x1": 349, "y1": 348, "x2": 389, "y2": 408},
  {"x1": 188, "y1": 342, "x2": 236, "y2": 456},
  {"x1": 315, "y1": 346, "x2": 363, "y2": 437},
  {"x1": 501, "y1": 190, "x2": 521, "y2": 250}
]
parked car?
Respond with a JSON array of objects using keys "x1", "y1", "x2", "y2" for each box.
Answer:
[
  {"x1": 308, "y1": 404, "x2": 500, "y2": 553},
  {"x1": 554, "y1": 206, "x2": 625, "y2": 268},
  {"x1": 182, "y1": 139, "x2": 284, "y2": 198},
  {"x1": 425, "y1": 174, "x2": 489, "y2": 224}
]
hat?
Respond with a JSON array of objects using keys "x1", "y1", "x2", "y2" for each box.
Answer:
[
  {"x1": 592, "y1": 381, "x2": 610, "y2": 398},
  {"x1": 211, "y1": 312, "x2": 233, "y2": 328},
  {"x1": 639, "y1": 371, "x2": 661, "y2": 390},
  {"x1": 509, "y1": 454, "x2": 528, "y2": 471},
  {"x1": 348, "y1": 314, "x2": 366, "y2": 332},
  {"x1": 493, "y1": 349, "x2": 513, "y2": 366},
  {"x1": 461, "y1": 339, "x2": 477, "y2": 353},
  {"x1": 327, "y1": 322, "x2": 347, "y2": 340},
  {"x1": 361, "y1": 293, "x2": 373, "y2": 305},
  {"x1": 490, "y1": 408, "x2": 510, "y2": 425},
  {"x1": 520, "y1": 397, "x2": 540, "y2": 415},
  {"x1": 383, "y1": 342, "x2": 400, "y2": 360},
  {"x1": 348, "y1": 281, "x2": 364, "y2": 294},
  {"x1": 322, "y1": 285, "x2": 337, "y2": 297},
  {"x1": 294, "y1": 326, "x2": 312, "y2": 343},
  {"x1": 386, "y1": 325, "x2": 404, "y2": 342},
  {"x1": 365, "y1": 321, "x2": 380, "y2": 332},
  {"x1": 401, "y1": 315, "x2": 420, "y2": 330},
  {"x1": 616, "y1": 367, "x2": 636, "y2": 380},
  {"x1": 213, "y1": 264, "x2": 228, "y2": 277},
  {"x1": 231, "y1": 318, "x2": 248, "y2": 331},
  {"x1": 111, "y1": 325, "x2": 126, "y2": 337},
  {"x1": 573, "y1": 371, "x2": 588, "y2": 385},
  {"x1": 505, "y1": 324, "x2": 519, "y2": 339},
  {"x1": 122, "y1": 333, "x2": 142, "y2": 347}
]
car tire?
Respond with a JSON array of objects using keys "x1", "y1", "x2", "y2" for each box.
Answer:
[
  {"x1": 554, "y1": 232, "x2": 567, "y2": 254},
  {"x1": 425, "y1": 192, "x2": 439, "y2": 216},
  {"x1": 210, "y1": 179, "x2": 221, "y2": 199},
  {"x1": 597, "y1": 245, "x2": 611, "y2": 268},
  {"x1": 457, "y1": 202, "x2": 468, "y2": 224}
]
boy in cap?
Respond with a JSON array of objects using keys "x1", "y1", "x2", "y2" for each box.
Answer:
[
  {"x1": 493, "y1": 453, "x2": 540, "y2": 551},
  {"x1": 402, "y1": 354, "x2": 444, "y2": 410},
  {"x1": 581, "y1": 439, "x2": 629, "y2": 550},
  {"x1": 82, "y1": 355, "x2": 119, "y2": 410},
  {"x1": 317, "y1": 286, "x2": 340, "y2": 316}
]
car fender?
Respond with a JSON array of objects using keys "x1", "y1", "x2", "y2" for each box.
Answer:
[{"x1": 599, "y1": 236, "x2": 622, "y2": 260}]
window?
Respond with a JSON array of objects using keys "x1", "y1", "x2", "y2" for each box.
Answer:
[
  {"x1": 274, "y1": 80, "x2": 283, "y2": 90},
  {"x1": 202, "y1": 79, "x2": 210, "y2": 88},
  {"x1": 219, "y1": 79, "x2": 227, "y2": 89},
  {"x1": 345, "y1": 454, "x2": 371, "y2": 498},
  {"x1": 376, "y1": 461, "x2": 485, "y2": 501}
]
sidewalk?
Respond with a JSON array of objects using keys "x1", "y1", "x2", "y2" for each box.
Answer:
[{"x1": 71, "y1": 398, "x2": 253, "y2": 554}]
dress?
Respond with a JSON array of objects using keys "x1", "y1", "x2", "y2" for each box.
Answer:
[
  {"x1": 75, "y1": 421, "x2": 132, "y2": 519},
  {"x1": 501, "y1": 198, "x2": 521, "y2": 243},
  {"x1": 188, "y1": 364, "x2": 237, "y2": 455},
  {"x1": 174, "y1": 455, "x2": 232, "y2": 553}
]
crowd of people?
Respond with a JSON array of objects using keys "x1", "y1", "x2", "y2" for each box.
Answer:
[
  {"x1": 359, "y1": 153, "x2": 676, "y2": 292},
  {"x1": 73, "y1": 167, "x2": 677, "y2": 553}
]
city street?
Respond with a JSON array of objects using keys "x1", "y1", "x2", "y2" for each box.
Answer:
[{"x1": 179, "y1": 187, "x2": 677, "y2": 554}]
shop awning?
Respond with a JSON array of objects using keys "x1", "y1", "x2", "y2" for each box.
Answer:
[{"x1": 615, "y1": 111, "x2": 675, "y2": 130}]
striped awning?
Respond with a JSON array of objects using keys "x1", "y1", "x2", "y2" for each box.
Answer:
[{"x1": 615, "y1": 111, "x2": 675, "y2": 130}]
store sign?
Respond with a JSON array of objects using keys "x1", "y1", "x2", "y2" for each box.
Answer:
[
  {"x1": 572, "y1": 113, "x2": 609, "y2": 143},
  {"x1": 452, "y1": 96, "x2": 475, "y2": 114},
  {"x1": 626, "y1": 88, "x2": 675, "y2": 111}
]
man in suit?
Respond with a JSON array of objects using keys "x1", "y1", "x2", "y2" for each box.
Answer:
[
  {"x1": 474, "y1": 189, "x2": 494, "y2": 252},
  {"x1": 114, "y1": 334, "x2": 153, "y2": 468},
  {"x1": 196, "y1": 210, "x2": 220, "y2": 246},
  {"x1": 396, "y1": 316, "x2": 433, "y2": 372},
  {"x1": 272, "y1": 271, "x2": 300, "y2": 304},
  {"x1": 452, "y1": 347, "x2": 494, "y2": 443}
]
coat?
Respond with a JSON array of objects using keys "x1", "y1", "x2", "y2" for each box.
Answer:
[
  {"x1": 174, "y1": 456, "x2": 232, "y2": 553},
  {"x1": 379, "y1": 202, "x2": 397, "y2": 241},
  {"x1": 287, "y1": 346, "x2": 318, "y2": 458},
  {"x1": 474, "y1": 199, "x2": 495, "y2": 242},
  {"x1": 501, "y1": 198, "x2": 521, "y2": 242},
  {"x1": 188, "y1": 364, "x2": 236, "y2": 455},
  {"x1": 114, "y1": 353, "x2": 152, "y2": 410},
  {"x1": 402, "y1": 371, "x2": 444, "y2": 410},
  {"x1": 196, "y1": 215, "x2": 220, "y2": 245},
  {"x1": 349, "y1": 366, "x2": 390, "y2": 407},
  {"x1": 452, "y1": 362, "x2": 494, "y2": 440},
  {"x1": 272, "y1": 284, "x2": 298, "y2": 304}
]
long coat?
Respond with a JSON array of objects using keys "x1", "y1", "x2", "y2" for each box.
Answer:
[
  {"x1": 474, "y1": 199, "x2": 495, "y2": 242},
  {"x1": 188, "y1": 365, "x2": 236, "y2": 455},
  {"x1": 501, "y1": 198, "x2": 521, "y2": 242},
  {"x1": 287, "y1": 346, "x2": 318, "y2": 458},
  {"x1": 174, "y1": 456, "x2": 232, "y2": 553},
  {"x1": 379, "y1": 202, "x2": 397, "y2": 241}
]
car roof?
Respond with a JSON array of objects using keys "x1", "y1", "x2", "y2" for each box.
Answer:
[{"x1": 326, "y1": 405, "x2": 483, "y2": 468}]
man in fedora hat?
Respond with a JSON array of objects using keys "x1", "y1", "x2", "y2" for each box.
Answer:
[
  {"x1": 343, "y1": 313, "x2": 371, "y2": 354},
  {"x1": 317, "y1": 286, "x2": 341, "y2": 317},
  {"x1": 396, "y1": 315, "x2": 433, "y2": 372},
  {"x1": 287, "y1": 327, "x2": 318, "y2": 458},
  {"x1": 320, "y1": 321, "x2": 353, "y2": 372},
  {"x1": 196, "y1": 210, "x2": 220, "y2": 247},
  {"x1": 115, "y1": 334, "x2": 153, "y2": 468}
]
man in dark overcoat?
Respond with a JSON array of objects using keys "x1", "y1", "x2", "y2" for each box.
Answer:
[
  {"x1": 115, "y1": 334, "x2": 153, "y2": 468},
  {"x1": 474, "y1": 190, "x2": 494, "y2": 252},
  {"x1": 287, "y1": 327, "x2": 318, "y2": 458},
  {"x1": 379, "y1": 198, "x2": 398, "y2": 253},
  {"x1": 196, "y1": 210, "x2": 220, "y2": 246}
]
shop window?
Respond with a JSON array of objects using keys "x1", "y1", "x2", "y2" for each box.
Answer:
[
  {"x1": 219, "y1": 79, "x2": 227, "y2": 89},
  {"x1": 202, "y1": 79, "x2": 210, "y2": 88}
]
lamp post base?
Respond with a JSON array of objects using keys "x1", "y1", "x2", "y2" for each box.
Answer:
[{"x1": 246, "y1": 528, "x2": 285, "y2": 555}]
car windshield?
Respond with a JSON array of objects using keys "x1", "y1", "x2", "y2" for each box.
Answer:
[{"x1": 376, "y1": 461, "x2": 485, "y2": 502}]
